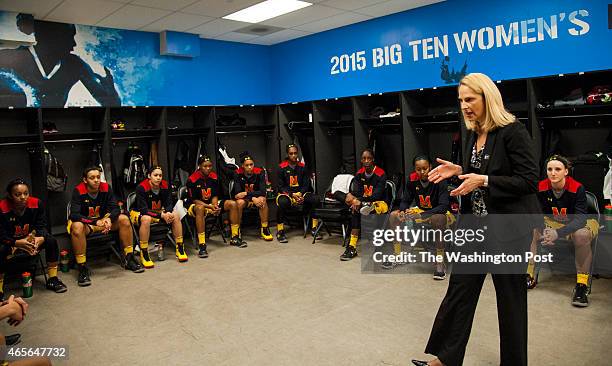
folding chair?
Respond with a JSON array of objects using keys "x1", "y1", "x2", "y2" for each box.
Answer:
[
  {"x1": 535, "y1": 190, "x2": 602, "y2": 292},
  {"x1": 178, "y1": 186, "x2": 227, "y2": 248},
  {"x1": 311, "y1": 177, "x2": 356, "y2": 245},
  {"x1": 66, "y1": 202, "x2": 125, "y2": 267},
  {"x1": 5, "y1": 251, "x2": 48, "y2": 284},
  {"x1": 125, "y1": 192, "x2": 176, "y2": 254}
]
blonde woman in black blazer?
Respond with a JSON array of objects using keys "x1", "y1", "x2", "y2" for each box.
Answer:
[{"x1": 413, "y1": 73, "x2": 540, "y2": 366}]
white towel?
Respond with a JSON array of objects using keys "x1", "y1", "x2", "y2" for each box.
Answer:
[{"x1": 331, "y1": 174, "x2": 354, "y2": 194}]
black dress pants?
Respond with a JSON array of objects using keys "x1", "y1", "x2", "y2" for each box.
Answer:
[{"x1": 424, "y1": 272, "x2": 527, "y2": 366}]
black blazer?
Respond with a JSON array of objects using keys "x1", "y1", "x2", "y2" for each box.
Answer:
[{"x1": 461, "y1": 121, "x2": 541, "y2": 241}]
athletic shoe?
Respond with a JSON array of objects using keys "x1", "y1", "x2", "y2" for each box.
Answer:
[
  {"x1": 5, "y1": 334, "x2": 21, "y2": 346},
  {"x1": 572, "y1": 284, "x2": 589, "y2": 307},
  {"x1": 140, "y1": 249, "x2": 154, "y2": 269},
  {"x1": 412, "y1": 360, "x2": 428, "y2": 366},
  {"x1": 381, "y1": 261, "x2": 395, "y2": 270},
  {"x1": 230, "y1": 236, "x2": 248, "y2": 248},
  {"x1": 276, "y1": 230, "x2": 288, "y2": 243},
  {"x1": 45, "y1": 276, "x2": 67, "y2": 293},
  {"x1": 77, "y1": 265, "x2": 92, "y2": 287},
  {"x1": 125, "y1": 253, "x2": 145, "y2": 273},
  {"x1": 261, "y1": 227, "x2": 273, "y2": 241},
  {"x1": 360, "y1": 203, "x2": 375, "y2": 216},
  {"x1": 433, "y1": 269, "x2": 446, "y2": 281},
  {"x1": 176, "y1": 243, "x2": 188, "y2": 262},
  {"x1": 198, "y1": 245, "x2": 209, "y2": 258},
  {"x1": 526, "y1": 274, "x2": 537, "y2": 289},
  {"x1": 340, "y1": 246, "x2": 357, "y2": 261}
]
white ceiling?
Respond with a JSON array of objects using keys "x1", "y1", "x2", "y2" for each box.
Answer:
[{"x1": 0, "y1": 0, "x2": 444, "y2": 45}]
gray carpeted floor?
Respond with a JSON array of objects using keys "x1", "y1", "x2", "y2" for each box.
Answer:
[{"x1": 6, "y1": 231, "x2": 612, "y2": 365}]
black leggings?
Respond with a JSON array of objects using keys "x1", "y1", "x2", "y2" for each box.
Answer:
[
  {"x1": 0, "y1": 234, "x2": 60, "y2": 273},
  {"x1": 276, "y1": 192, "x2": 320, "y2": 224}
]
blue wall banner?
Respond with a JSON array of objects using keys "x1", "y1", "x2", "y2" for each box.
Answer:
[
  {"x1": 1, "y1": 0, "x2": 611, "y2": 107},
  {"x1": 0, "y1": 11, "x2": 272, "y2": 107},
  {"x1": 270, "y1": 0, "x2": 612, "y2": 103}
]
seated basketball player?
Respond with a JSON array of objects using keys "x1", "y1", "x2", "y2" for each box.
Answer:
[
  {"x1": 130, "y1": 166, "x2": 184, "y2": 268},
  {"x1": 0, "y1": 179, "x2": 67, "y2": 298},
  {"x1": 276, "y1": 144, "x2": 320, "y2": 243},
  {"x1": 186, "y1": 155, "x2": 243, "y2": 254},
  {"x1": 386, "y1": 156, "x2": 455, "y2": 279},
  {"x1": 233, "y1": 153, "x2": 273, "y2": 241},
  {"x1": 68, "y1": 167, "x2": 143, "y2": 286},
  {"x1": 527, "y1": 155, "x2": 599, "y2": 307},
  {"x1": 339, "y1": 148, "x2": 388, "y2": 261}
]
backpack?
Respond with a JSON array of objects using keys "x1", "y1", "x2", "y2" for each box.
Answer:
[
  {"x1": 172, "y1": 140, "x2": 192, "y2": 192},
  {"x1": 43, "y1": 146, "x2": 67, "y2": 192},
  {"x1": 87, "y1": 145, "x2": 106, "y2": 182},
  {"x1": 123, "y1": 144, "x2": 147, "y2": 188}
]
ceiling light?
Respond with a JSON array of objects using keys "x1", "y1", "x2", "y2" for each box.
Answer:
[{"x1": 223, "y1": 0, "x2": 312, "y2": 23}]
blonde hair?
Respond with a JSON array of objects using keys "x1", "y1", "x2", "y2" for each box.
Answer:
[{"x1": 459, "y1": 73, "x2": 515, "y2": 133}]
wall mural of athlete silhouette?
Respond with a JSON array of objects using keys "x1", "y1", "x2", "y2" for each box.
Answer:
[{"x1": 0, "y1": 14, "x2": 121, "y2": 107}]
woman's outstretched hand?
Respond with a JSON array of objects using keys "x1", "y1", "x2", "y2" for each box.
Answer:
[
  {"x1": 450, "y1": 174, "x2": 486, "y2": 196},
  {"x1": 428, "y1": 158, "x2": 462, "y2": 183}
]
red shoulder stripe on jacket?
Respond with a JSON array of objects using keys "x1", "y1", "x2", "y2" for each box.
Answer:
[
  {"x1": 139, "y1": 179, "x2": 151, "y2": 191},
  {"x1": 189, "y1": 170, "x2": 204, "y2": 183},
  {"x1": 0, "y1": 199, "x2": 11, "y2": 214},
  {"x1": 373, "y1": 166, "x2": 385, "y2": 177},
  {"x1": 26, "y1": 197, "x2": 39, "y2": 209},
  {"x1": 76, "y1": 182, "x2": 88, "y2": 195},
  {"x1": 99, "y1": 182, "x2": 109, "y2": 193},
  {"x1": 538, "y1": 179, "x2": 551, "y2": 192},
  {"x1": 565, "y1": 176, "x2": 582, "y2": 194}
]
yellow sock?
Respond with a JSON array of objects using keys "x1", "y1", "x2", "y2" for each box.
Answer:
[
  {"x1": 262, "y1": 222, "x2": 268, "y2": 228},
  {"x1": 436, "y1": 248, "x2": 445, "y2": 263},
  {"x1": 76, "y1": 254, "x2": 86, "y2": 264},
  {"x1": 140, "y1": 241, "x2": 149, "y2": 250},
  {"x1": 393, "y1": 242, "x2": 401, "y2": 255},
  {"x1": 349, "y1": 234, "x2": 358, "y2": 248},
  {"x1": 277, "y1": 223, "x2": 284, "y2": 232},
  {"x1": 527, "y1": 261, "x2": 535, "y2": 277},
  {"x1": 198, "y1": 232, "x2": 206, "y2": 245},
  {"x1": 175, "y1": 236, "x2": 183, "y2": 244},
  {"x1": 231, "y1": 224, "x2": 239, "y2": 237},
  {"x1": 312, "y1": 218, "x2": 318, "y2": 229},
  {"x1": 123, "y1": 246, "x2": 133, "y2": 255},
  {"x1": 577, "y1": 273, "x2": 589, "y2": 285},
  {"x1": 48, "y1": 266, "x2": 58, "y2": 278}
]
